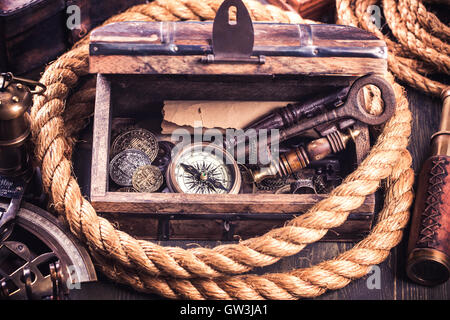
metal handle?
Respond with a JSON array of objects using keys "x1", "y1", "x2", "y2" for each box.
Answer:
[
  {"x1": 280, "y1": 74, "x2": 396, "y2": 141},
  {"x1": 340, "y1": 74, "x2": 396, "y2": 125},
  {"x1": 0, "y1": 72, "x2": 46, "y2": 95},
  {"x1": 203, "y1": 0, "x2": 264, "y2": 64}
]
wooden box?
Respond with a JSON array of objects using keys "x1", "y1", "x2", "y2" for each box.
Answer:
[
  {"x1": 0, "y1": 0, "x2": 67, "y2": 75},
  {"x1": 88, "y1": 11, "x2": 387, "y2": 241},
  {"x1": 0, "y1": 0, "x2": 146, "y2": 75}
]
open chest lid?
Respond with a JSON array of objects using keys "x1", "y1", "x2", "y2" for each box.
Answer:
[{"x1": 89, "y1": 0, "x2": 387, "y2": 76}]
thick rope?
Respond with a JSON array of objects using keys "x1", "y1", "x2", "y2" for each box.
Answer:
[
  {"x1": 397, "y1": 0, "x2": 450, "y2": 50},
  {"x1": 344, "y1": 0, "x2": 449, "y2": 96},
  {"x1": 30, "y1": 0, "x2": 420, "y2": 298},
  {"x1": 93, "y1": 139, "x2": 414, "y2": 300}
]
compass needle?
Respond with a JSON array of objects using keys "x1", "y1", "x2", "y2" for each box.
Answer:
[{"x1": 167, "y1": 143, "x2": 241, "y2": 194}]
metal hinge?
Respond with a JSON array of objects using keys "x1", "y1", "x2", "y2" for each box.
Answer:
[{"x1": 201, "y1": 0, "x2": 265, "y2": 64}]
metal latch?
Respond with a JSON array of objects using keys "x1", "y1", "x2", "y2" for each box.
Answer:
[{"x1": 201, "y1": 0, "x2": 265, "y2": 64}]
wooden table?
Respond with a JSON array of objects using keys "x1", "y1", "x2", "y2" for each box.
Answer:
[{"x1": 69, "y1": 85, "x2": 449, "y2": 300}]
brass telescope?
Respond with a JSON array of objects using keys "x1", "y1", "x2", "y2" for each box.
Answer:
[{"x1": 406, "y1": 88, "x2": 450, "y2": 286}]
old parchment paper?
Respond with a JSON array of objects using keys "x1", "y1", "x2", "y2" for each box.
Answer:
[{"x1": 162, "y1": 101, "x2": 292, "y2": 133}]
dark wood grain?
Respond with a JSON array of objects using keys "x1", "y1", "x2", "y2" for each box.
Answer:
[
  {"x1": 92, "y1": 192, "x2": 375, "y2": 214},
  {"x1": 101, "y1": 210, "x2": 374, "y2": 241},
  {"x1": 90, "y1": 55, "x2": 387, "y2": 76},
  {"x1": 0, "y1": 0, "x2": 149, "y2": 75},
  {"x1": 0, "y1": 0, "x2": 67, "y2": 75}
]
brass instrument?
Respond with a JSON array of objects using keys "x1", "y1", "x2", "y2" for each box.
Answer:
[
  {"x1": 0, "y1": 74, "x2": 97, "y2": 299},
  {"x1": 0, "y1": 73, "x2": 44, "y2": 179},
  {"x1": 406, "y1": 88, "x2": 450, "y2": 286},
  {"x1": 0, "y1": 73, "x2": 45, "y2": 241}
]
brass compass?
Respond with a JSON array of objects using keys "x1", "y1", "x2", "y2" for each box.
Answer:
[{"x1": 166, "y1": 142, "x2": 241, "y2": 194}]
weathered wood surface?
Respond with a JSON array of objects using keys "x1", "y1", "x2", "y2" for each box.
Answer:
[
  {"x1": 89, "y1": 21, "x2": 385, "y2": 48},
  {"x1": 72, "y1": 85, "x2": 450, "y2": 300},
  {"x1": 90, "y1": 55, "x2": 387, "y2": 76},
  {"x1": 91, "y1": 74, "x2": 111, "y2": 197},
  {"x1": 92, "y1": 192, "x2": 375, "y2": 214},
  {"x1": 100, "y1": 209, "x2": 374, "y2": 241},
  {"x1": 0, "y1": 0, "x2": 148, "y2": 75}
]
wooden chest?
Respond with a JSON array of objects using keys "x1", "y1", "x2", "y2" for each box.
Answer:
[
  {"x1": 88, "y1": 2, "x2": 388, "y2": 241},
  {"x1": 0, "y1": 0, "x2": 146, "y2": 75}
]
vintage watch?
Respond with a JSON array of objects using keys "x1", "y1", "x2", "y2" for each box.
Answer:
[{"x1": 166, "y1": 142, "x2": 241, "y2": 194}]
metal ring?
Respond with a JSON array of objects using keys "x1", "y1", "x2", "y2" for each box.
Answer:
[
  {"x1": 346, "y1": 74, "x2": 396, "y2": 125},
  {"x1": 0, "y1": 73, "x2": 12, "y2": 90},
  {"x1": 431, "y1": 130, "x2": 450, "y2": 140},
  {"x1": 8, "y1": 73, "x2": 46, "y2": 95}
]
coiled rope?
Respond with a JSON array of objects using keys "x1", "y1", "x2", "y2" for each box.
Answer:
[
  {"x1": 340, "y1": 0, "x2": 448, "y2": 96},
  {"x1": 30, "y1": 0, "x2": 447, "y2": 299}
]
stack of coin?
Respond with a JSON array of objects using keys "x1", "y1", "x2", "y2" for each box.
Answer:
[
  {"x1": 109, "y1": 128, "x2": 164, "y2": 193},
  {"x1": 110, "y1": 128, "x2": 159, "y2": 161}
]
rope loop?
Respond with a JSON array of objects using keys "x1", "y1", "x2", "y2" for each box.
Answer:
[{"x1": 29, "y1": 0, "x2": 426, "y2": 299}]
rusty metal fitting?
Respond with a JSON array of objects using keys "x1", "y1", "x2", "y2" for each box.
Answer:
[{"x1": 251, "y1": 129, "x2": 359, "y2": 183}]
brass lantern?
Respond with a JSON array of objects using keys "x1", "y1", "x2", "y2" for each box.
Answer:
[{"x1": 0, "y1": 73, "x2": 45, "y2": 178}]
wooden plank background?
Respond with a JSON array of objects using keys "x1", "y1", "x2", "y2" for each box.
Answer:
[{"x1": 70, "y1": 85, "x2": 450, "y2": 300}]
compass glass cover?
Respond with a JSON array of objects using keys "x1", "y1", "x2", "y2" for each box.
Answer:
[{"x1": 169, "y1": 144, "x2": 240, "y2": 194}]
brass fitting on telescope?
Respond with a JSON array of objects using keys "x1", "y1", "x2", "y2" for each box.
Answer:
[{"x1": 251, "y1": 129, "x2": 359, "y2": 183}]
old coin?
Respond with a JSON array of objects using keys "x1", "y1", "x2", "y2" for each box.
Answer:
[
  {"x1": 132, "y1": 165, "x2": 164, "y2": 193},
  {"x1": 109, "y1": 149, "x2": 152, "y2": 186},
  {"x1": 111, "y1": 128, "x2": 159, "y2": 161}
]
